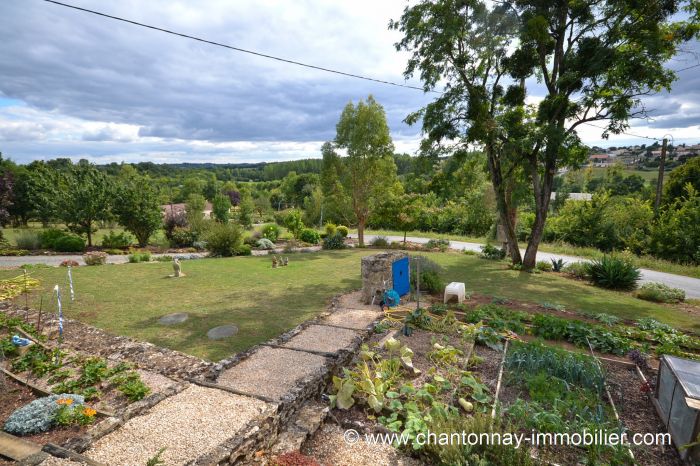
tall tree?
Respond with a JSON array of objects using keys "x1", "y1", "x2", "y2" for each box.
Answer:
[
  {"x1": 393, "y1": 0, "x2": 699, "y2": 268},
  {"x1": 212, "y1": 193, "x2": 232, "y2": 223},
  {"x1": 57, "y1": 161, "x2": 112, "y2": 246},
  {"x1": 113, "y1": 169, "x2": 163, "y2": 247},
  {"x1": 331, "y1": 96, "x2": 397, "y2": 247}
]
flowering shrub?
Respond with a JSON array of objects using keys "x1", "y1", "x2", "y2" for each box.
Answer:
[
  {"x1": 54, "y1": 399, "x2": 98, "y2": 427},
  {"x1": 83, "y1": 251, "x2": 108, "y2": 266},
  {"x1": 60, "y1": 259, "x2": 79, "y2": 267},
  {"x1": 4, "y1": 393, "x2": 84, "y2": 435}
]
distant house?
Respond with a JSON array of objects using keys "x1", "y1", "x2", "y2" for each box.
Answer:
[
  {"x1": 161, "y1": 201, "x2": 215, "y2": 219},
  {"x1": 589, "y1": 154, "x2": 610, "y2": 167},
  {"x1": 550, "y1": 192, "x2": 593, "y2": 201}
]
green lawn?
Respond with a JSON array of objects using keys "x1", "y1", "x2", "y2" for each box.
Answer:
[{"x1": 1, "y1": 250, "x2": 696, "y2": 361}]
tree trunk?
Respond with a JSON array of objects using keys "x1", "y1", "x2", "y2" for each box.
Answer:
[
  {"x1": 86, "y1": 224, "x2": 93, "y2": 247},
  {"x1": 403, "y1": 230, "x2": 407, "y2": 244},
  {"x1": 522, "y1": 146, "x2": 557, "y2": 269},
  {"x1": 357, "y1": 217, "x2": 365, "y2": 247},
  {"x1": 485, "y1": 144, "x2": 522, "y2": 264}
]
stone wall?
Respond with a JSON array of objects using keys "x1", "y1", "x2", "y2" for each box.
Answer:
[{"x1": 360, "y1": 252, "x2": 408, "y2": 304}]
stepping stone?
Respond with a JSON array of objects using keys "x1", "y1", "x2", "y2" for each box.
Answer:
[
  {"x1": 207, "y1": 324, "x2": 238, "y2": 340},
  {"x1": 158, "y1": 312, "x2": 189, "y2": 325},
  {"x1": 0, "y1": 431, "x2": 42, "y2": 461},
  {"x1": 322, "y1": 308, "x2": 381, "y2": 330},
  {"x1": 282, "y1": 325, "x2": 358, "y2": 353},
  {"x1": 217, "y1": 346, "x2": 327, "y2": 401},
  {"x1": 86, "y1": 385, "x2": 268, "y2": 465}
]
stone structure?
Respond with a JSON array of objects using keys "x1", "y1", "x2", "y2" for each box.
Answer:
[
  {"x1": 172, "y1": 258, "x2": 183, "y2": 277},
  {"x1": 361, "y1": 251, "x2": 409, "y2": 304}
]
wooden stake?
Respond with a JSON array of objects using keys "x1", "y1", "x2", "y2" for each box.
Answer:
[{"x1": 654, "y1": 137, "x2": 668, "y2": 215}]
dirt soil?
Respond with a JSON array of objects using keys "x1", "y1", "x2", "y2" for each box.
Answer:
[
  {"x1": 603, "y1": 361, "x2": 683, "y2": 466},
  {"x1": 0, "y1": 378, "x2": 86, "y2": 455}
]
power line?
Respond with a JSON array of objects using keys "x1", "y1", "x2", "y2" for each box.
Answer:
[
  {"x1": 581, "y1": 122, "x2": 661, "y2": 141},
  {"x1": 41, "y1": 0, "x2": 435, "y2": 93},
  {"x1": 673, "y1": 63, "x2": 700, "y2": 73}
]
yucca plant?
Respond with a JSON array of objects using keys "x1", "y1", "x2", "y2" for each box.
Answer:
[
  {"x1": 550, "y1": 258, "x2": 565, "y2": 272},
  {"x1": 585, "y1": 256, "x2": 641, "y2": 291}
]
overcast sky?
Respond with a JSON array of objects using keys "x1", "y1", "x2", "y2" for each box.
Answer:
[{"x1": 1, "y1": 0, "x2": 699, "y2": 165}]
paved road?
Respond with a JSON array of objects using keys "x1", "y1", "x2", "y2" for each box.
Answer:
[
  {"x1": 0, "y1": 253, "x2": 206, "y2": 267},
  {"x1": 351, "y1": 234, "x2": 700, "y2": 299}
]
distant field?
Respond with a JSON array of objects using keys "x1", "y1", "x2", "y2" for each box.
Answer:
[{"x1": 586, "y1": 167, "x2": 666, "y2": 182}]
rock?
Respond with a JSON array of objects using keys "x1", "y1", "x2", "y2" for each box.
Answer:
[
  {"x1": 158, "y1": 313, "x2": 189, "y2": 325},
  {"x1": 207, "y1": 325, "x2": 239, "y2": 340}
]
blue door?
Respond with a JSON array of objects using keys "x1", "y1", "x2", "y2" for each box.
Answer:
[{"x1": 392, "y1": 257, "x2": 410, "y2": 296}]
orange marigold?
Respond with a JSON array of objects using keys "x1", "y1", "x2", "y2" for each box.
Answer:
[
  {"x1": 56, "y1": 398, "x2": 74, "y2": 406},
  {"x1": 82, "y1": 407, "x2": 97, "y2": 417}
]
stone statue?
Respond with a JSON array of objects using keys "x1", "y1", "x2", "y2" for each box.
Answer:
[
  {"x1": 173, "y1": 258, "x2": 183, "y2": 277},
  {"x1": 282, "y1": 257, "x2": 289, "y2": 266},
  {"x1": 272, "y1": 256, "x2": 279, "y2": 268}
]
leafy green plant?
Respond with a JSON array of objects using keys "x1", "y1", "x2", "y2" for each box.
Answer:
[
  {"x1": 14, "y1": 230, "x2": 41, "y2": 250},
  {"x1": 370, "y1": 236, "x2": 389, "y2": 247},
  {"x1": 256, "y1": 238, "x2": 275, "y2": 250},
  {"x1": 54, "y1": 235, "x2": 86, "y2": 252},
  {"x1": 299, "y1": 228, "x2": 321, "y2": 244},
  {"x1": 595, "y1": 313, "x2": 620, "y2": 327},
  {"x1": 261, "y1": 223, "x2": 282, "y2": 243},
  {"x1": 204, "y1": 222, "x2": 243, "y2": 257},
  {"x1": 410, "y1": 256, "x2": 444, "y2": 294},
  {"x1": 146, "y1": 448, "x2": 167, "y2": 466},
  {"x1": 636, "y1": 282, "x2": 685, "y2": 303},
  {"x1": 128, "y1": 251, "x2": 152, "y2": 263},
  {"x1": 585, "y1": 255, "x2": 641, "y2": 290},
  {"x1": 550, "y1": 258, "x2": 566, "y2": 272},
  {"x1": 424, "y1": 238, "x2": 449, "y2": 251},
  {"x1": 336, "y1": 225, "x2": 349, "y2": 237},
  {"x1": 535, "y1": 260, "x2": 553, "y2": 272},
  {"x1": 479, "y1": 242, "x2": 506, "y2": 260},
  {"x1": 563, "y1": 261, "x2": 588, "y2": 279},
  {"x1": 101, "y1": 230, "x2": 133, "y2": 249},
  {"x1": 322, "y1": 232, "x2": 346, "y2": 250}
]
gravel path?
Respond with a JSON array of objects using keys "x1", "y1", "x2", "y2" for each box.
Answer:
[
  {"x1": 352, "y1": 234, "x2": 700, "y2": 299},
  {"x1": 304, "y1": 424, "x2": 425, "y2": 466},
  {"x1": 322, "y1": 308, "x2": 381, "y2": 330},
  {"x1": 86, "y1": 384, "x2": 268, "y2": 465}
]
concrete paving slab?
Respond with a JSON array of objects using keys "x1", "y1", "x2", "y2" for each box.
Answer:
[
  {"x1": 216, "y1": 346, "x2": 328, "y2": 401},
  {"x1": 281, "y1": 325, "x2": 359, "y2": 354},
  {"x1": 322, "y1": 308, "x2": 381, "y2": 330}
]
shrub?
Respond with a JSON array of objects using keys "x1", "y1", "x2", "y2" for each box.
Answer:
[
  {"x1": 83, "y1": 251, "x2": 108, "y2": 266},
  {"x1": 3, "y1": 394, "x2": 85, "y2": 435},
  {"x1": 14, "y1": 230, "x2": 41, "y2": 250},
  {"x1": 236, "y1": 244, "x2": 252, "y2": 256},
  {"x1": 585, "y1": 255, "x2": 641, "y2": 290},
  {"x1": 324, "y1": 223, "x2": 337, "y2": 236},
  {"x1": 39, "y1": 228, "x2": 67, "y2": 249},
  {"x1": 425, "y1": 238, "x2": 450, "y2": 252},
  {"x1": 479, "y1": 243, "x2": 505, "y2": 260},
  {"x1": 128, "y1": 252, "x2": 151, "y2": 263},
  {"x1": 101, "y1": 231, "x2": 133, "y2": 249},
  {"x1": 59, "y1": 260, "x2": 79, "y2": 267},
  {"x1": 283, "y1": 239, "x2": 300, "y2": 253},
  {"x1": 284, "y1": 210, "x2": 305, "y2": 238},
  {"x1": 370, "y1": 236, "x2": 389, "y2": 247},
  {"x1": 563, "y1": 261, "x2": 588, "y2": 279},
  {"x1": 299, "y1": 228, "x2": 321, "y2": 245},
  {"x1": 535, "y1": 261, "x2": 552, "y2": 272},
  {"x1": 636, "y1": 282, "x2": 685, "y2": 303},
  {"x1": 54, "y1": 235, "x2": 85, "y2": 252},
  {"x1": 0, "y1": 249, "x2": 29, "y2": 256},
  {"x1": 261, "y1": 223, "x2": 281, "y2": 243},
  {"x1": 154, "y1": 255, "x2": 173, "y2": 262},
  {"x1": 410, "y1": 256, "x2": 445, "y2": 294},
  {"x1": 256, "y1": 238, "x2": 275, "y2": 250},
  {"x1": 322, "y1": 232, "x2": 346, "y2": 250},
  {"x1": 336, "y1": 225, "x2": 349, "y2": 237},
  {"x1": 204, "y1": 222, "x2": 243, "y2": 257},
  {"x1": 169, "y1": 227, "x2": 197, "y2": 248},
  {"x1": 192, "y1": 240, "x2": 207, "y2": 251},
  {"x1": 550, "y1": 258, "x2": 565, "y2": 272}
]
